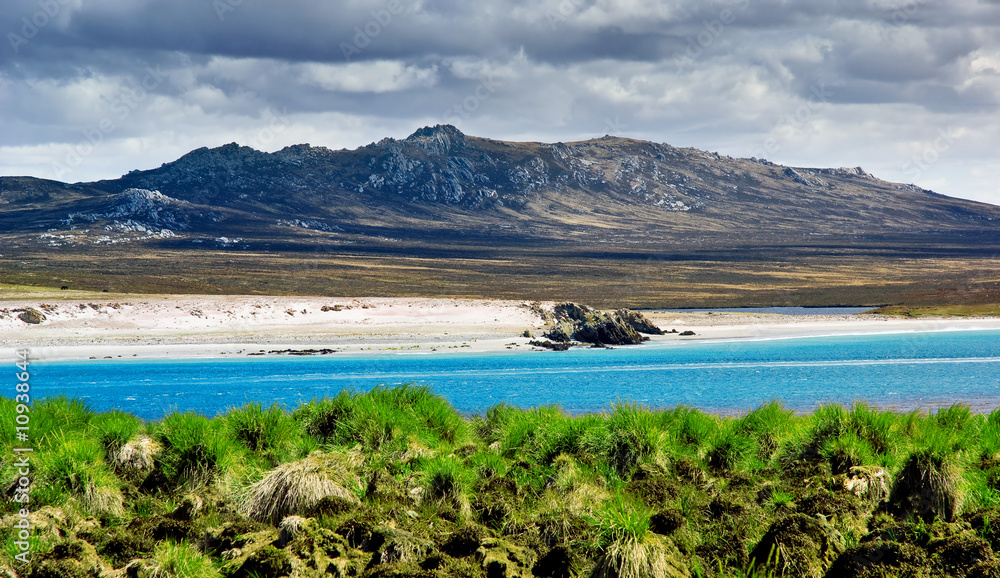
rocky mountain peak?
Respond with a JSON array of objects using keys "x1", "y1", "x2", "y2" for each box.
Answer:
[
  {"x1": 406, "y1": 124, "x2": 465, "y2": 140},
  {"x1": 403, "y1": 124, "x2": 467, "y2": 154}
]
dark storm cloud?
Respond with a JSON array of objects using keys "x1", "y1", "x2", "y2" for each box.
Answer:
[{"x1": 0, "y1": 0, "x2": 997, "y2": 203}]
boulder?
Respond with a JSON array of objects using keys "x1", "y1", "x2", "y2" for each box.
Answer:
[{"x1": 18, "y1": 307, "x2": 45, "y2": 324}]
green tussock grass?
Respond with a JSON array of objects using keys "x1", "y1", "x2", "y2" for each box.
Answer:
[
  {"x1": 222, "y1": 401, "x2": 302, "y2": 465},
  {"x1": 134, "y1": 540, "x2": 221, "y2": 578},
  {"x1": 153, "y1": 411, "x2": 240, "y2": 488},
  {"x1": 9, "y1": 389, "x2": 1000, "y2": 578},
  {"x1": 293, "y1": 384, "x2": 469, "y2": 454}
]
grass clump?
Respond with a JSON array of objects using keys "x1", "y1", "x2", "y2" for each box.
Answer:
[
  {"x1": 294, "y1": 384, "x2": 468, "y2": 454},
  {"x1": 154, "y1": 412, "x2": 238, "y2": 488},
  {"x1": 423, "y1": 454, "x2": 476, "y2": 520},
  {"x1": 129, "y1": 540, "x2": 220, "y2": 578},
  {"x1": 36, "y1": 432, "x2": 125, "y2": 516},
  {"x1": 705, "y1": 424, "x2": 755, "y2": 473},
  {"x1": 589, "y1": 492, "x2": 686, "y2": 578},
  {"x1": 845, "y1": 403, "x2": 898, "y2": 458},
  {"x1": 581, "y1": 403, "x2": 666, "y2": 479},
  {"x1": 222, "y1": 401, "x2": 299, "y2": 462},
  {"x1": 749, "y1": 514, "x2": 845, "y2": 577},
  {"x1": 238, "y1": 450, "x2": 360, "y2": 523},
  {"x1": 887, "y1": 447, "x2": 965, "y2": 523},
  {"x1": 734, "y1": 400, "x2": 797, "y2": 462},
  {"x1": 90, "y1": 410, "x2": 152, "y2": 474},
  {"x1": 32, "y1": 396, "x2": 94, "y2": 447}
]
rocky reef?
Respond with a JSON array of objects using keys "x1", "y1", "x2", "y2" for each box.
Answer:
[{"x1": 542, "y1": 303, "x2": 662, "y2": 346}]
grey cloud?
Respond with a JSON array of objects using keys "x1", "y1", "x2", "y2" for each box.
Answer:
[{"x1": 0, "y1": 0, "x2": 998, "y2": 203}]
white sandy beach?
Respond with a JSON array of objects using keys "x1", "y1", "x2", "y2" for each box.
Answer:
[{"x1": 2, "y1": 294, "x2": 1000, "y2": 361}]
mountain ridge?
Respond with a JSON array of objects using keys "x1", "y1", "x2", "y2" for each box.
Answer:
[
  {"x1": 1, "y1": 125, "x2": 997, "y2": 306},
  {"x1": 4, "y1": 124, "x2": 984, "y2": 241}
]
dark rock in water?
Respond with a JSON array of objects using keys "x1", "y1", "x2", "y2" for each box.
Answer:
[
  {"x1": 572, "y1": 315, "x2": 646, "y2": 345},
  {"x1": 615, "y1": 308, "x2": 664, "y2": 335},
  {"x1": 530, "y1": 340, "x2": 572, "y2": 351},
  {"x1": 267, "y1": 348, "x2": 337, "y2": 356},
  {"x1": 547, "y1": 302, "x2": 651, "y2": 346}
]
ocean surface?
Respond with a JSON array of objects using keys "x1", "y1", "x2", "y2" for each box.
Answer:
[
  {"x1": 654, "y1": 306, "x2": 875, "y2": 315},
  {"x1": 24, "y1": 329, "x2": 1000, "y2": 419}
]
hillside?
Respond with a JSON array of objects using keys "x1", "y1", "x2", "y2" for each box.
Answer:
[{"x1": 1, "y1": 126, "x2": 998, "y2": 306}]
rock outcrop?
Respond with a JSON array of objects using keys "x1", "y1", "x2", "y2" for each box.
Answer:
[
  {"x1": 543, "y1": 303, "x2": 662, "y2": 346},
  {"x1": 17, "y1": 307, "x2": 45, "y2": 324}
]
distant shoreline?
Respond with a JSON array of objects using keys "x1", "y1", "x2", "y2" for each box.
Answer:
[{"x1": 3, "y1": 294, "x2": 1000, "y2": 361}]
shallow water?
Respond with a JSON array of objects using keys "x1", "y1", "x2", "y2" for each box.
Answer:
[
  {"x1": 652, "y1": 306, "x2": 875, "y2": 315},
  {"x1": 24, "y1": 329, "x2": 1000, "y2": 419}
]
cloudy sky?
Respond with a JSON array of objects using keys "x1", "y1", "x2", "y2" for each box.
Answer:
[{"x1": 1, "y1": 0, "x2": 998, "y2": 204}]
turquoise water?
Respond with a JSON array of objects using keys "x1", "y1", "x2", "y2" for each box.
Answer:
[
  {"x1": 23, "y1": 330, "x2": 1000, "y2": 419},
  {"x1": 656, "y1": 307, "x2": 875, "y2": 315}
]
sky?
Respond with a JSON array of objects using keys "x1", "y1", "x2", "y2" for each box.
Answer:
[{"x1": 1, "y1": 0, "x2": 998, "y2": 205}]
